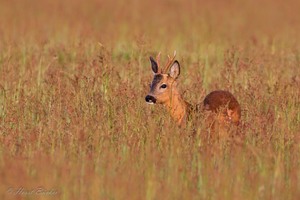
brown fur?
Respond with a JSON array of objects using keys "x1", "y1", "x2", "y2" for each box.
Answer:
[
  {"x1": 146, "y1": 55, "x2": 241, "y2": 132},
  {"x1": 204, "y1": 90, "x2": 241, "y2": 125}
]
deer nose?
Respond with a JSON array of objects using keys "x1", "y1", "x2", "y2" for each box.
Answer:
[{"x1": 145, "y1": 95, "x2": 156, "y2": 104}]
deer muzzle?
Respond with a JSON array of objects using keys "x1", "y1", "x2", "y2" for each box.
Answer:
[{"x1": 145, "y1": 95, "x2": 157, "y2": 104}]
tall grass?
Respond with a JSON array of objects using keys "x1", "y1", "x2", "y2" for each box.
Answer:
[{"x1": 0, "y1": 0, "x2": 300, "y2": 199}]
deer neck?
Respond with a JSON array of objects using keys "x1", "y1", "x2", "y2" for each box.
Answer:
[{"x1": 164, "y1": 89, "x2": 190, "y2": 126}]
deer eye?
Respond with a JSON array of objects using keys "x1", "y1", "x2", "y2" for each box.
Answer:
[{"x1": 160, "y1": 84, "x2": 167, "y2": 89}]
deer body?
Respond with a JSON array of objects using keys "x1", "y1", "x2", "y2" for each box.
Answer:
[{"x1": 145, "y1": 52, "x2": 241, "y2": 129}]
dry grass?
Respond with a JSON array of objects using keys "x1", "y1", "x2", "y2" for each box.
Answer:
[{"x1": 0, "y1": 0, "x2": 300, "y2": 199}]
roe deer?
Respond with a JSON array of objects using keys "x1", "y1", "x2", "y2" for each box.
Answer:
[{"x1": 145, "y1": 52, "x2": 241, "y2": 131}]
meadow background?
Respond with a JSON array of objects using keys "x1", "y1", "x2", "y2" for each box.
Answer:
[{"x1": 0, "y1": 0, "x2": 300, "y2": 199}]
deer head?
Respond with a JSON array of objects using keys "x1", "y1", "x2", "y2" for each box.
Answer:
[{"x1": 145, "y1": 51, "x2": 181, "y2": 105}]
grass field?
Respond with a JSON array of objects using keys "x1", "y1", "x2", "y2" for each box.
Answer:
[{"x1": 0, "y1": 0, "x2": 300, "y2": 199}]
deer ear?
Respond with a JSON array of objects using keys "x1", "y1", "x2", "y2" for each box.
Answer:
[
  {"x1": 169, "y1": 60, "x2": 180, "y2": 79},
  {"x1": 149, "y1": 57, "x2": 158, "y2": 73}
]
